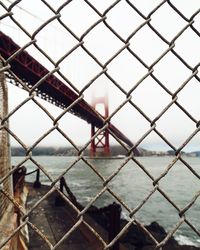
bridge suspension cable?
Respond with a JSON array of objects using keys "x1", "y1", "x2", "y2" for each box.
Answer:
[
  {"x1": 4, "y1": 0, "x2": 64, "y2": 33},
  {"x1": 4, "y1": 0, "x2": 45, "y2": 23}
]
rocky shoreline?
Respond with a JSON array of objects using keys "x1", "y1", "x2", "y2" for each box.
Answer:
[
  {"x1": 87, "y1": 205, "x2": 199, "y2": 250},
  {"x1": 60, "y1": 178, "x2": 199, "y2": 250},
  {"x1": 119, "y1": 220, "x2": 198, "y2": 250}
]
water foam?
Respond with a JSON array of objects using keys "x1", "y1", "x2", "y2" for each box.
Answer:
[{"x1": 175, "y1": 235, "x2": 200, "y2": 247}]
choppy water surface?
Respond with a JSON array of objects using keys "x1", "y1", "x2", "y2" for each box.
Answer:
[{"x1": 12, "y1": 156, "x2": 200, "y2": 246}]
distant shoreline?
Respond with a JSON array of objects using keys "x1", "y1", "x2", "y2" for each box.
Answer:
[{"x1": 11, "y1": 146, "x2": 200, "y2": 157}]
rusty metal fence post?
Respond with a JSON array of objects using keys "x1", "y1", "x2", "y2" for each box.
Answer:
[
  {"x1": 0, "y1": 60, "x2": 12, "y2": 219},
  {"x1": 0, "y1": 60, "x2": 15, "y2": 249}
]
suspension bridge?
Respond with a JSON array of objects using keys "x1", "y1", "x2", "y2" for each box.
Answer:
[{"x1": 0, "y1": 31, "x2": 139, "y2": 156}]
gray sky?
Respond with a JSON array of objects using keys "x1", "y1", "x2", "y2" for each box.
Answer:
[{"x1": 1, "y1": 0, "x2": 200, "y2": 152}]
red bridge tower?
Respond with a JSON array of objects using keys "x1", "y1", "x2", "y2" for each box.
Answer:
[{"x1": 90, "y1": 93, "x2": 110, "y2": 157}]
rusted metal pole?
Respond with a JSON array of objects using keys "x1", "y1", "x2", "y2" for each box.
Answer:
[
  {"x1": 33, "y1": 169, "x2": 41, "y2": 188},
  {"x1": 108, "y1": 203, "x2": 121, "y2": 250},
  {"x1": 0, "y1": 60, "x2": 12, "y2": 219},
  {"x1": 60, "y1": 176, "x2": 64, "y2": 193},
  {"x1": 55, "y1": 177, "x2": 65, "y2": 206}
]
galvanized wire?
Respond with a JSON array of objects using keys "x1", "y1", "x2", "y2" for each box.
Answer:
[{"x1": 0, "y1": 0, "x2": 200, "y2": 249}]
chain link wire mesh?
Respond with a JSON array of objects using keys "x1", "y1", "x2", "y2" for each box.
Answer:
[{"x1": 0, "y1": 0, "x2": 200, "y2": 249}]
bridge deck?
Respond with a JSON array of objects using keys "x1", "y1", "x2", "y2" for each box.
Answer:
[{"x1": 0, "y1": 31, "x2": 139, "y2": 155}]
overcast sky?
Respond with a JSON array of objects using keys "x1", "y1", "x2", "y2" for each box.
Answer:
[{"x1": 1, "y1": 0, "x2": 200, "y2": 152}]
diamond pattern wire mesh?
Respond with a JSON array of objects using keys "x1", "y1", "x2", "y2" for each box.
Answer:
[{"x1": 0, "y1": 0, "x2": 200, "y2": 249}]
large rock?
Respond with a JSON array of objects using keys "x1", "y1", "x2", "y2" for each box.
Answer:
[
  {"x1": 120, "y1": 220, "x2": 199, "y2": 250},
  {"x1": 87, "y1": 204, "x2": 199, "y2": 250}
]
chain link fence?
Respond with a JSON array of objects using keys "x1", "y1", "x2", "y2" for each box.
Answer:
[{"x1": 0, "y1": 0, "x2": 200, "y2": 249}]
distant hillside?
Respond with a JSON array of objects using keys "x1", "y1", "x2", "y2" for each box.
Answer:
[
  {"x1": 11, "y1": 146, "x2": 76, "y2": 156},
  {"x1": 11, "y1": 146, "x2": 199, "y2": 157},
  {"x1": 11, "y1": 145, "x2": 137, "y2": 156}
]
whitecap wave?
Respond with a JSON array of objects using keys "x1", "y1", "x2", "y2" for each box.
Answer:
[{"x1": 175, "y1": 235, "x2": 200, "y2": 247}]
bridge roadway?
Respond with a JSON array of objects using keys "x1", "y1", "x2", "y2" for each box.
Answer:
[{"x1": 0, "y1": 31, "x2": 139, "y2": 155}]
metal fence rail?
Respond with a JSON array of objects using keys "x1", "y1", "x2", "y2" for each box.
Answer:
[{"x1": 0, "y1": 0, "x2": 200, "y2": 249}]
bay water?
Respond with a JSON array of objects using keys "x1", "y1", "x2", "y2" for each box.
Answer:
[{"x1": 12, "y1": 156, "x2": 200, "y2": 247}]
